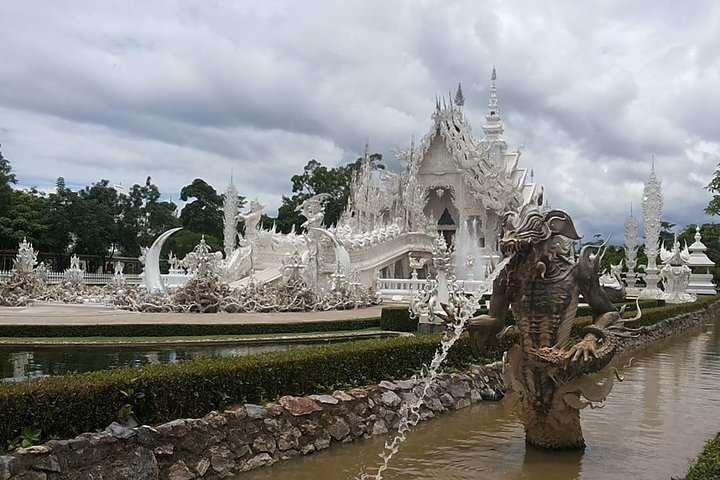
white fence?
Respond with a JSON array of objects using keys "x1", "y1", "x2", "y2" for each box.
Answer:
[
  {"x1": 0, "y1": 271, "x2": 143, "y2": 285},
  {"x1": 377, "y1": 277, "x2": 490, "y2": 299}
]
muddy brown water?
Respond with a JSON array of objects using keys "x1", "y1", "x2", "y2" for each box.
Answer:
[{"x1": 244, "y1": 316, "x2": 720, "y2": 480}]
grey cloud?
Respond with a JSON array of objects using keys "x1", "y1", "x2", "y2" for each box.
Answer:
[{"x1": 2, "y1": 0, "x2": 720, "y2": 237}]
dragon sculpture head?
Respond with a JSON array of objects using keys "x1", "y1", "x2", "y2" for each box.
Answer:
[{"x1": 500, "y1": 193, "x2": 581, "y2": 257}]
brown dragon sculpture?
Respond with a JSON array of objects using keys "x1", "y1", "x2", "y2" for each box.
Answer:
[{"x1": 468, "y1": 195, "x2": 641, "y2": 449}]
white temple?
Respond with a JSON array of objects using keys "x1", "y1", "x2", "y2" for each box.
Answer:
[
  {"x1": 135, "y1": 69, "x2": 535, "y2": 291},
  {"x1": 175, "y1": 70, "x2": 538, "y2": 295}
]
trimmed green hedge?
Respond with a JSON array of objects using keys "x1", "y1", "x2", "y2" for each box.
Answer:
[
  {"x1": 0, "y1": 297, "x2": 716, "y2": 448},
  {"x1": 684, "y1": 432, "x2": 720, "y2": 480},
  {"x1": 0, "y1": 332, "x2": 511, "y2": 447},
  {"x1": 380, "y1": 306, "x2": 417, "y2": 332},
  {"x1": 0, "y1": 318, "x2": 381, "y2": 338}
]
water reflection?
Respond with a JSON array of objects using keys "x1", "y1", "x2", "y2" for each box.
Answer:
[
  {"x1": 244, "y1": 317, "x2": 720, "y2": 480},
  {"x1": 0, "y1": 342, "x2": 310, "y2": 381}
]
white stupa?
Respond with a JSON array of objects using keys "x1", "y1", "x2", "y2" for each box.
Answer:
[{"x1": 686, "y1": 226, "x2": 716, "y2": 295}]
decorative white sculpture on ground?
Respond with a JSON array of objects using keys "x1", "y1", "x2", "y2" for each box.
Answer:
[
  {"x1": 64, "y1": 254, "x2": 84, "y2": 286},
  {"x1": 411, "y1": 235, "x2": 456, "y2": 333},
  {"x1": 223, "y1": 173, "x2": 240, "y2": 258},
  {"x1": 639, "y1": 163, "x2": 664, "y2": 299},
  {"x1": 624, "y1": 204, "x2": 640, "y2": 292},
  {"x1": 408, "y1": 255, "x2": 428, "y2": 280},
  {"x1": 659, "y1": 238, "x2": 695, "y2": 303},
  {"x1": 14, "y1": 238, "x2": 38, "y2": 273},
  {"x1": 237, "y1": 199, "x2": 265, "y2": 245},
  {"x1": 112, "y1": 261, "x2": 126, "y2": 287},
  {"x1": 141, "y1": 227, "x2": 183, "y2": 295},
  {"x1": 687, "y1": 226, "x2": 716, "y2": 295},
  {"x1": 0, "y1": 239, "x2": 46, "y2": 306}
]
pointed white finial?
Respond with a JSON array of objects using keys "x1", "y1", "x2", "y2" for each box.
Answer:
[
  {"x1": 482, "y1": 66, "x2": 504, "y2": 139},
  {"x1": 454, "y1": 83, "x2": 465, "y2": 107}
]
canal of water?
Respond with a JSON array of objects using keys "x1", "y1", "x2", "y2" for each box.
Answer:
[
  {"x1": 0, "y1": 342, "x2": 311, "y2": 381},
  {"x1": 243, "y1": 315, "x2": 720, "y2": 480}
]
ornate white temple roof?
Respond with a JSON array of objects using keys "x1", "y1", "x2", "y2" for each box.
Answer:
[{"x1": 396, "y1": 69, "x2": 536, "y2": 213}]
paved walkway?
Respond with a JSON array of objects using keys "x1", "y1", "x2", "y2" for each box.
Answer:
[{"x1": 0, "y1": 303, "x2": 391, "y2": 325}]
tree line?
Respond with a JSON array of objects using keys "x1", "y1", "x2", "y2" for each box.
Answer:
[
  {"x1": 0, "y1": 145, "x2": 379, "y2": 272},
  {"x1": 2, "y1": 141, "x2": 720, "y2": 279}
]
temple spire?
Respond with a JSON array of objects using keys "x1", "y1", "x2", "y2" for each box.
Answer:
[
  {"x1": 482, "y1": 66, "x2": 504, "y2": 140},
  {"x1": 454, "y1": 83, "x2": 465, "y2": 107}
]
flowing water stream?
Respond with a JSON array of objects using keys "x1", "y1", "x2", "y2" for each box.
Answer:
[{"x1": 243, "y1": 314, "x2": 720, "y2": 480}]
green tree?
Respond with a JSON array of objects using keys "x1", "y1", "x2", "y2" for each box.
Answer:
[
  {"x1": 40, "y1": 177, "x2": 77, "y2": 267},
  {"x1": 117, "y1": 177, "x2": 180, "y2": 256},
  {"x1": 0, "y1": 149, "x2": 48, "y2": 250},
  {"x1": 72, "y1": 180, "x2": 122, "y2": 268},
  {"x1": 659, "y1": 221, "x2": 676, "y2": 249},
  {"x1": 179, "y1": 179, "x2": 224, "y2": 240},
  {"x1": 0, "y1": 145, "x2": 16, "y2": 219},
  {"x1": 273, "y1": 153, "x2": 383, "y2": 233},
  {"x1": 0, "y1": 188, "x2": 47, "y2": 250},
  {"x1": 705, "y1": 163, "x2": 720, "y2": 216}
]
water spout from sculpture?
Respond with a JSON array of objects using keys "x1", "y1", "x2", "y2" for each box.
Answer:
[{"x1": 356, "y1": 255, "x2": 512, "y2": 480}]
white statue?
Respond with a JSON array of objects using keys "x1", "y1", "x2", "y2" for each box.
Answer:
[
  {"x1": 14, "y1": 238, "x2": 38, "y2": 274},
  {"x1": 237, "y1": 199, "x2": 265, "y2": 243},
  {"x1": 659, "y1": 237, "x2": 695, "y2": 303},
  {"x1": 298, "y1": 193, "x2": 330, "y2": 231}
]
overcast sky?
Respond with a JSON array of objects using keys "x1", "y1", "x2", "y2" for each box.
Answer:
[{"x1": 1, "y1": 0, "x2": 719, "y2": 240}]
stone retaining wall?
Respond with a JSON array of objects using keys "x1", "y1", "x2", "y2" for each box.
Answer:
[
  {"x1": 614, "y1": 301, "x2": 720, "y2": 353},
  {"x1": 2, "y1": 301, "x2": 717, "y2": 480},
  {"x1": 0, "y1": 365, "x2": 504, "y2": 480}
]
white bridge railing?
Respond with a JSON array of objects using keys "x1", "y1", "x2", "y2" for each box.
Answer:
[
  {"x1": 377, "y1": 277, "x2": 490, "y2": 299},
  {"x1": 0, "y1": 271, "x2": 143, "y2": 285}
]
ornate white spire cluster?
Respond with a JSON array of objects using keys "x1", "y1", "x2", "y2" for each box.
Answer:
[
  {"x1": 623, "y1": 203, "x2": 639, "y2": 286},
  {"x1": 223, "y1": 173, "x2": 240, "y2": 258},
  {"x1": 642, "y1": 163, "x2": 663, "y2": 272},
  {"x1": 640, "y1": 162, "x2": 664, "y2": 299}
]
